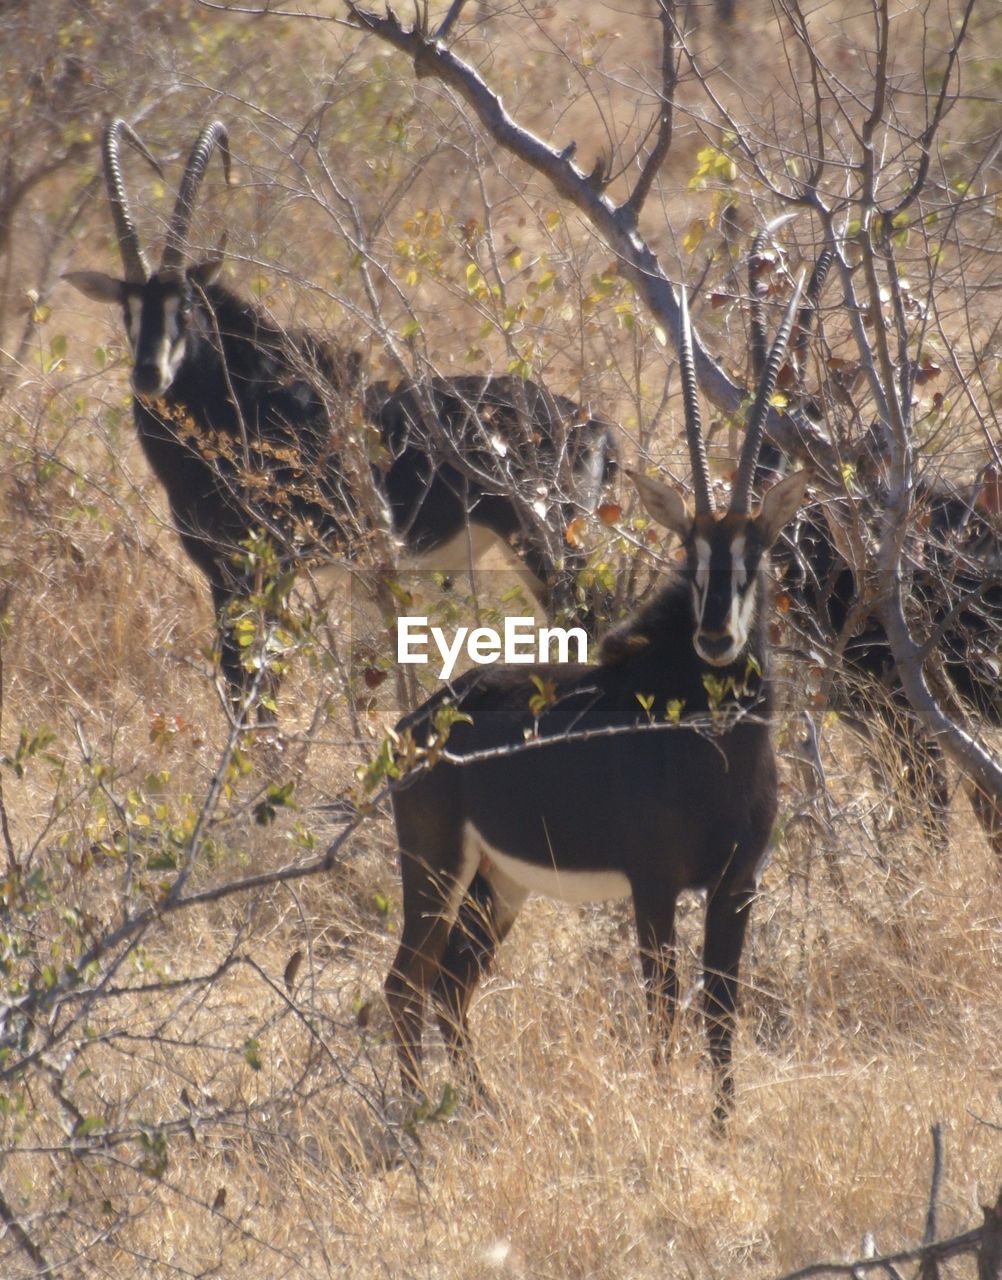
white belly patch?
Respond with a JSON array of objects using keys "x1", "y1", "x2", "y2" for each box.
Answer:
[{"x1": 463, "y1": 822, "x2": 632, "y2": 905}]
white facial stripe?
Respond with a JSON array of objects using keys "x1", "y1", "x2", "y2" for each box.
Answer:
[
  {"x1": 138, "y1": 296, "x2": 186, "y2": 395},
  {"x1": 125, "y1": 296, "x2": 142, "y2": 350},
  {"x1": 694, "y1": 537, "x2": 711, "y2": 592},
  {"x1": 693, "y1": 536, "x2": 712, "y2": 624},
  {"x1": 731, "y1": 534, "x2": 747, "y2": 589},
  {"x1": 162, "y1": 295, "x2": 181, "y2": 340},
  {"x1": 161, "y1": 297, "x2": 184, "y2": 378},
  {"x1": 729, "y1": 574, "x2": 757, "y2": 644},
  {"x1": 729, "y1": 533, "x2": 755, "y2": 646}
]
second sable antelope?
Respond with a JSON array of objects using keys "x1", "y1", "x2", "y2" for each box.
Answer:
[
  {"x1": 65, "y1": 119, "x2": 615, "y2": 715},
  {"x1": 748, "y1": 227, "x2": 1002, "y2": 855},
  {"x1": 385, "y1": 283, "x2": 808, "y2": 1123}
]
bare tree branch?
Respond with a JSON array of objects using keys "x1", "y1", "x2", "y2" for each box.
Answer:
[
  {"x1": 884, "y1": 0, "x2": 978, "y2": 219},
  {"x1": 341, "y1": 1, "x2": 833, "y2": 469},
  {"x1": 774, "y1": 1224, "x2": 985, "y2": 1280},
  {"x1": 620, "y1": 0, "x2": 678, "y2": 224},
  {"x1": 0, "y1": 798, "x2": 372, "y2": 1083}
]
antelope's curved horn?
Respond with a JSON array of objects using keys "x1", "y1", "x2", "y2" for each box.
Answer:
[
  {"x1": 102, "y1": 119, "x2": 162, "y2": 283},
  {"x1": 730, "y1": 269, "x2": 806, "y2": 515},
  {"x1": 748, "y1": 213, "x2": 795, "y2": 381},
  {"x1": 161, "y1": 121, "x2": 231, "y2": 275},
  {"x1": 793, "y1": 248, "x2": 834, "y2": 373},
  {"x1": 748, "y1": 233, "x2": 769, "y2": 385},
  {"x1": 677, "y1": 285, "x2": 714, "y2": 516}
]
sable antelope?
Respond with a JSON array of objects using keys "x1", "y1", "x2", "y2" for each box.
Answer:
[
  {"x1": 749, "y1": 233, "x2": 1002, "y2": 853},
  {"x1": 782, "y1": 454, "x2": 1002, "y2": 853},
  {"x1": 384, "y1": 281, "x2": 809, "y2": 1124},
  {"x1": 65, "y1": 120, "x2": 616, "y2": 716}
]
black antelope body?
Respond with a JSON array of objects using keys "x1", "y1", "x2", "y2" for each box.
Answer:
[
  {"x1": 384, "y1": 282, "x2": 808, "y2": 1123},
  {"x1": 65, "y1": 120, "x2": 616, "y2": 715}
]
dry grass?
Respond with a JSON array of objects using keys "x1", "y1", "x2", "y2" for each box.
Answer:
[
  {"x1": 4, "y1": 820, "x2": 996, "y2": 1277},
  {"x1": 1, "y1": 0, "x2": 1000, "y2": 1276}
]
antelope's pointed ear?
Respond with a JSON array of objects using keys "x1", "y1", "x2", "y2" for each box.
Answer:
[
  {"x1": 187, "y1": 253, "x2": 225, "y2": 287},
  {"x1": 757, "y1": 469, "x2": 809, "y2": 547},
  {"x1": 629, "y1": 469, "x2": 691, "y2": 540},
  {"x1": 62, "y1": 271, "x2": 127, "y2": 304}
]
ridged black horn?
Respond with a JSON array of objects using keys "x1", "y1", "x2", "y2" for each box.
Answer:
[
  {"x1": 749, "y1": 213, "x2": 798, "y2": 381},
  {"x1": 677, "y1": 286, "x2": 714, "y2": 516},
  {"x1": 161, "y1": 121, "x2": 231, "y2": 274},
  {"x1": 102, "y1": 119, "x2": 162, "y2": 284},
  {"x1": 793, "y1": 248, "x2": 834, "y2": 373},
  {"x1": 731, "y1": 270, "x2": 805, "y2": 514},
  {"x1": 748, "y1": 230, "x2": 770, "y2": 384}
]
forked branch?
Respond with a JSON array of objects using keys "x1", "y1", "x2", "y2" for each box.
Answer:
[{"x1": 342, "y1": 0, "x2": 833, "y2": 469}]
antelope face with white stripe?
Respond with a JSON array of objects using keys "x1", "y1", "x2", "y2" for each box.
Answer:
[
  {"x1": 65, "y1": 258, "x2": 223, "y2": 401},
  {"x1": 632, "y1": 469, "x2": 808, "y2": 668}
]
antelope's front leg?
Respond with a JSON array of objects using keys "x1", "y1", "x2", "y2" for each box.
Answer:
[
  {"x1": 702, "y1": 880, "x2": 754, "y2": 1127},
  {"x1": 209, "y1": 575, "x2": 279, "y2": 724},
  {"x1": 632, "y1": 890, "x2": 679, "y2": 1063}
]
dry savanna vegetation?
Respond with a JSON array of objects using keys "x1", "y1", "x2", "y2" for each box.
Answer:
[{"x1": 1, "y1": 0, "x2": 1000, "y2": 1276}]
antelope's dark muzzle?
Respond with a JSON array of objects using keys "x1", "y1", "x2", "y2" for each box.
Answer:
[
  {"x1": 133, "y1": 363, "x2": 166, "y2": 397},
  {"x1": 696, "y1": 628, "x2": 736, "y2": 663}
]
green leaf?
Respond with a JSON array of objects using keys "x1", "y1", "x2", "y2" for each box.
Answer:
[
  {"x1": 73, "y1": 1115, "x2": 105, "y2": 1138},
  {"x1": 683, "y1": 219, "x2": 706, "y2": 254},
  {"x1": 253, "y1": 781, "x2": 295, "y2": 826},
  {"x1": 635, "y1": 692, "x2": 655, "y2": 722}
]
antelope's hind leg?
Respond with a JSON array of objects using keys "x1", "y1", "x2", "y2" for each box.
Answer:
[
  {"x1": 384, "y1": 838, "x2": 478, "y2": 1103},
  {"x1": 432, "y1": 863, "x2": 527, "y2": 1104}
]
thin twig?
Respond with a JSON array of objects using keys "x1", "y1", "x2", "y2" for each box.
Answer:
[
  {"x1": 925, "y1": 1122, "x2": 944, "y2": 1245},
  {"x1": 0, "y1": 590, "x2": 17, "y2": 873},
  {"x1": 774, "y1": 1226, "x2": 984, "y2": 1280},
  {"x1": 620, "y1": 0, "x2": 678, "y2": 224},
  {"x1": 919, "y1": 1122, "x2": 945, "y2": 1280},
  {"x1": 0, "y1": 796, "x2": 375, "y2": 1083}
]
